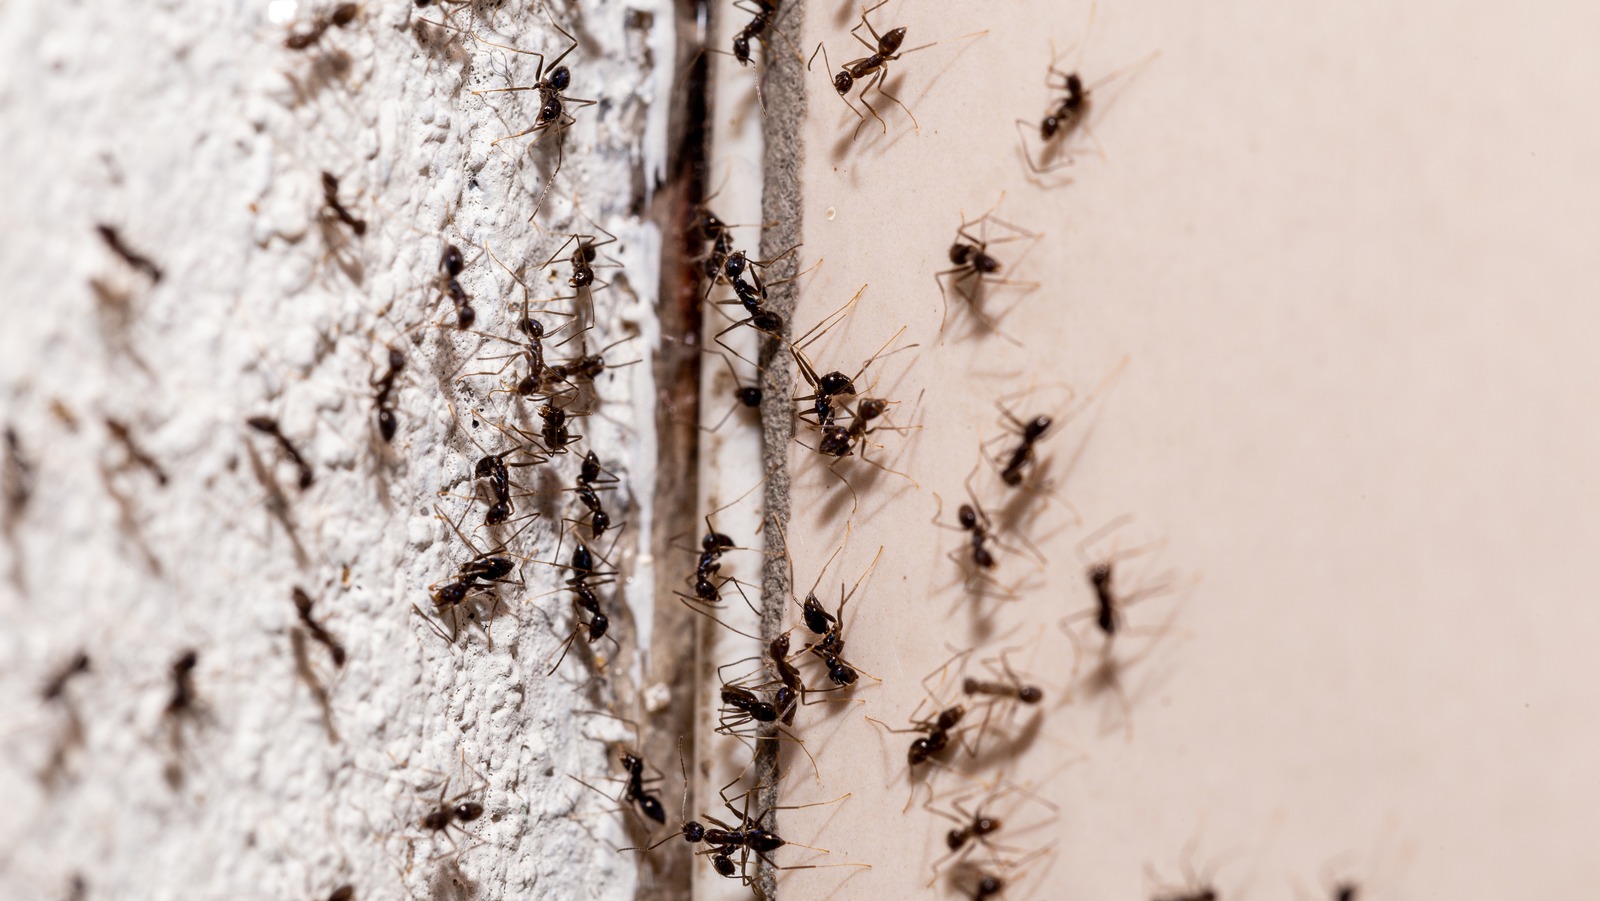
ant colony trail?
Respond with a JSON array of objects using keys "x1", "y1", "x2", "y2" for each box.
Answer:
[{"x1": 5, "y1": 0, "x2": 1593, "y2": 899}]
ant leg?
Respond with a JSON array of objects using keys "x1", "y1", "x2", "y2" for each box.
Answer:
[{"x1": 870, "y1": 68, "x2": 919, "y2": 133}]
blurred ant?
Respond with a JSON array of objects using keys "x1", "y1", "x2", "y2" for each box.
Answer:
[
  {"x1": 41, "y1": 651, "x2": 92, "y2": 702},
  {"x1": 701, "y1": 347, "x2": 764, "y2": 432},
  {"x1": 730, "y1": 0, "x2": 783, "y2": 67},
  {"x1": 246, "y1": 416, "x2": 313, "y2": 490},
  {"x1": 949, "y1": 844, "x2": 1053, "y2": 901},
  {"x1": 164, "y1": 649, "x2": 202, "y2": 723},
  {"x1": 935, "y1": 199, "x2": 1040, "y2": 340},
  {"x1": 292, "y1": 587, "x2": 346, "y2": 668},
  {"x1": 319, "y1": 171, "x2": 366, "y2": 237},
  {"x1": 1016, "y1": 31, "x2": 1159, "y2": 175},
  {"x1": 927, "y1": 779, "x2": 1058, "y2": 886},
  {"x1": 95, "y1": 224, "x2": 163, "y2": 283},
  {"x1": 413, "y1": 755, "x2": 488, "y2": 863},
  {"x1": 371, "y1": 344, "x2": 404, "y2": 443},
  {"x1": 104, "y1": 417, "x2": 169, "y2": 486},
  {"x1": 1062, "y1": 515, "x2": 1174, "y2": 643},
  {"x1": 285, "y1": 2, "x2": 360, "y2": 50}
]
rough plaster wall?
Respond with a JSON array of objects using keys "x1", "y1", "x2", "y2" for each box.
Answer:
[{"x1": 0, "y1": 0, "x2": 673, "y2": 898}]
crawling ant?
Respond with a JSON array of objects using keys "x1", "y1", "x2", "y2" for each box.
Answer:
[
  {"x1": 1016, "y1": 33, "x2": 1159, "y2": 174},
  {"x1": 993, "y1": 413, "x2": 1050, "y2": 488},
  {"x1": 41, "y1": 651, "x2": 91, "y2": 702},
  {"x1": 105, "y1": 417, "x2": 169, "y2": 486},
  {"x1": 565, "y1": 450, "x2": 620, "y2": 537},
  {"x1": 699, "y1": 347, "x2": 763, "y2": 432},
  {"x1": 319, "y1": 171, "x2": 366, "y2": 237},
  {"x1": 798, "y1": 544, "x2": 884, "y2": 688},
  {"x1": 436, "y1": 243, "x2": 476, "y2": 328},
  {"x1": 935, "y1": 469, "x2": 1046, "y2": 598},
  {"x1": 934, "y1": 200, "x2": 1040, "y2": 339},
  {"x1": 448, "y1": 406, "x2": 550, "y2": 527},
  {"x1": 809, "y1": 0, "x2": 927, "y2": 138},
  {"x1": 1064, "y1": 516, "x2": 1173, "y2": 642},
  {"x1": 462, "y1": 12, "x2": 596, "y2": 201},
  {"x1": 371, "y1": 344, "x2": 404, "y2": 442},
  {"x1": 730, "y1": 0, "x2": 783, "y2": 66},
  {"x1": 539, "y1": 401, "x2": 581, "y2": 452},
  {"x1": 418, "y1": 504, "x2": 529, "y2": 646},
  {"x1": 414, "y1": 759, "x2": 487, "y2": 861},
  {"x1": 676, "y1": 521, "x2": 761, "y2": 638},
  {"x1": 546, "y1": 540, "x2": 622, "y2": 675},
  {"x1": 284, "y1": 2, "x2": 359, "y2": 50},
  {"x1": 543, "y1": 221, "x2": 619, "y2": 290},
  {"x1": 326, "y1": 887, "x2": 354, "y2": 901},
  {"x1": 708, "y1": 247, "x2": 806, "y2": 352},
  {"x1": 962, "y1": 650, "x2": 1044, "y2": 707},
  {"x1": 95, "y1": 224, "x2": 163, "y2": 283},
  {"x1": 246, "y1": 416, "x2": 314, "y2": 490},
  {"x1": 572, "y1": 711, "x2": 668, "y2": 826},
  {"x1": 292, "y1": 587, "x2": 346, "y2": 668},
  {"x1": 164, "y1": 649, "x2": 200, "y2": 719}
]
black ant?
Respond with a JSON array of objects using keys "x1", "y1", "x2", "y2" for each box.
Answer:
[
  {"x1": 565, "y1": 450, "x2": 621, "y2": 537},
  {"x1": 573, "y1": 711, "x2": 667, "y2": 826},
  {"x1": 543, "y1": 221, "x2": 619, "y2": 291},
  {"x1": 926, "y1": 780, "x2": 1060, "y2": 887},
  {"x1": 463, "y1": 12, "x2": 596, "y2": 203},
  {"x1": 319, "y1": 171, "x2": 366, "y2": 237},
  {"x1": 809, "y1": 0, "x2": 929, "y2": 138},
  {"x1": 417, "y1": 504, "x2": 528, "y2": 646},
  {"x1": 1063, "y1": 516, "x2": 1173, "y2": 642},
  {"x1": 786, "y1": 294, "x2": 896, "y2": 427},
  {"x1": 414, "y1": 757, "x2": 488, "y2": 861},
  {"x1": 935, "y1": 199, "x2": 1040, "y2": 340},
  {"x1": 961, "y1": 648, "x2": 1044, "y2": 707},
  {"x1": 95, "y1": 224, "x2": 163, "y2": 283},
  {"x1": 246, "y1": 416, "x2": 314, "y2": 490},
  {"x1": 104, "y1": 417, "x2": 169, "y2": 486},
  {"x1": 41, "y1": 651, "x2": 91, "y2": 702},
  {"x1": 285, "y1": 2, "x2": 359, "y2": 50},
  {"x1": 810, "y1": 394, "x2": 920, "y2": 496},
  {"x1": 731, "y1": 0, "x2": 781, "y2": 66},
  {"x1": 539, "y1": 401, "x2": 581, "y2": 452},
  {"x1": 676, "y1": 519, "x2": 760, "y2": 638},
  {"x1": 798, "y1": 544, "x2": 884, "y2": 689},
  {"x1": 436, "y1": 243, "x2": 476, "y2": 328},
  {"x1": 708, "y1": 247, "x2": 808, "y2": 354},
  {"x1": 326, "y1": 887, "x2": 354, "y2": 901},
  {"x1": 371, "y1": 344, "x2": 404, "y2": 443},
  {"x1": 164, "y1": 649, "x2": 200, "y2": 720},
  {"x1": 291, "y1": 587, "x2": 346, "y2": 668},
  {"x1": 700, "y1": 347, "x2": 763, "y2": 432},
  {"x1": 546, "y1": 540, "x2": 622, "y2": 675},
  {"x1": 448, "y1": 406, "x2": 551, "y2": 527}
]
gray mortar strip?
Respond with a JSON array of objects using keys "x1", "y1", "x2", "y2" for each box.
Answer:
[{"x1": 755, "y1": 0, "x2": 806, "y2": 896}]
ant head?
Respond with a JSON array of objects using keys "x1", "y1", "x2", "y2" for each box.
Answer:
[
  {"x1": 683, "y1": 821, "x2": 706, "y2": 843},
  {"x1": 975, "y1": 252, "x2": 1002, "y2": 274},
  {"x1": 946, "y1": 827, "x2": 967, "y2": 851},
  {"x1": 733, "y1": 34, "x2": 752, "y2": 64},
  {"x1": 1335, "y1": 884, "x2": 1358, "y2": 901},
  {"x1": 441, "y1": 244, "x2": 465, "y2": 276},
  {"x1": 550, "y1": 65, "x2": 571, "y2": 92},
  {"x1": 880, "y1": 27, "x2": 906, "y2": 55},
  {"x1": 569, "y1": 268, "x2": 594, "y2": 288},
  {"x1": 696, "y1": 209, "x2": 725, "y2": 240},
  {"x1": 703, "y1": 530, "x2": 735, "y2": 551},
  {"x1": 736, "y1": 385, "x2": 763, "y2": 407},
  {"x1": 832, "y1": 71, "x2": 854, "y2": 95},
  {"x1": 975, "y1": 815, "x2": 1001, "y2": 835},
  {"x1": 580, "y1": 450, "x2": 603, "y2": 479},
  {"x1": 724, "y1": 250, "x2": 748, "y2": 279},
  {"x1": 771, "y1": 632, "x2": 792, "y2": 656},
  {"x1": 829, "y1": 659, "x2": 858, "y2": 686},
  {"x1": 432, "y1": 581, "x2": 468, "y2": 608},
  {"x1": 1019, "y1": 685, "x2": 1044, "y2": 704},
  {"x1": 1025, "y1": 415, "x2": 1052, "y2": 440},
  {"x1": 908, "y1": 736, "x2": 934, "y2": 765},
  {"x1": 590, "y1": 509, "x2": 611, "y2": 534},
  {"x1": 958, "y1": 504, "x2": 978, "y2": 530},
  {"x1": 858, "y1": 397, "x2": 889, "y2": 420},
  {"x1": 1088, "y1": 562, "x2": 1112, "y2": 590},
  {"x1": 455, "y1": 801, "x2": 485, "y2": 822}
]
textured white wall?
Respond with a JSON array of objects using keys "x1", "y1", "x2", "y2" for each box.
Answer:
[{"x1": 0, "y1": 1, "x2": 672, "y2": 898}]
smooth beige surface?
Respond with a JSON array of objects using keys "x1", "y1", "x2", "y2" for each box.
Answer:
[{"x1": 762, "y1": 0, "x2": 1600, "y2": 898}]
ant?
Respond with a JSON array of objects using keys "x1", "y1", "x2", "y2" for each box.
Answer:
[
  {"x1": 435, "y1": 243, "x2": 476, "y2": 329},
  {"x1": 463, "y1": 12, "x2": 596, "y2": 202},
  {"x1": 809, "y1": 0, "x2": 929, "y2": 138},
  {"x1": 246, "y1": 416, "x2": 313, "y2": 490},
  {"x1": 565, "y1": 450, "x2": 621, "y2": 538},
  {"x1": 730, "y1": 0, "x2": 783, "y2": 66},
  {"x1": 417, "y1": 504, "x2": 529, "y2": 646},
  {"x1": 41, "y1": 651, "x2": 91, "y2": 702},
  {"x1": 935, "y1": 470, "x2": 1046, "y2": 599},
  {"x1": 414, "y1": 757, "x2": 488, "y2": 862},
  {"x1": 539, "y1": 401, "x2": 581, "y2": 452},
  {"x1": 371, "y1": 344, "x2": 404, "y2": 443},
  {"x1": 573, "y1": 710, "x2": 667, "y2": 826},
  {"x1": 797, "y1": 544, "x2": 884, "y2": 689},
  {"x1": 927, "y1": 779, "x2": 1060, "y2": 886},
  {"x1": 104, "y1": 417, "x2": 169, "y2": 486},
  {"x1": 676, "y1": 519, "x2": 761, "y2": 638},
  {"x1": 319, "y1": 171, "x2": 366, "y2": 237},
  {"x1": 1063, "y1": 516, "x2": 1173, "y2": 642},
  {"x1": 95, "y1": 224, "x2": 163, "y2": 283},
  {"x1": 934, "y1": 200, "x2": 1040, "y2": 339},
  {"x1": 961, "y1": 648, "x2": 1044, "y2": 707},
  {"x1": 448, "y1": 406, "x2": 551, "y2": 527},
  {"x1": 164, "y1": 649, "x2": 200, "y2": 720},
  {"x1": 546, "y1": 540, "x2": 622, "y2": 675},
  {"x1": 1016, "y1": 32, "x2": 1157, "y2": 175},
  {"x1": 708, "y1": 247, "x2": 808, "y2": 354},
  {"x1": 700, "y1": 347, "x2": 764, "y2": 432},
  {"x1": 285, "y1": 3, "x2": 359, "y2": 50},
  {"x1": 543, "y1": 221, "x2": 619, "y2": 291},
  {"x1": 292, "y1": 587, "x2": 346, "y2": 668},
  {"x1": 810, "y1": 394, "x2": 920, "y2": 491}
]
